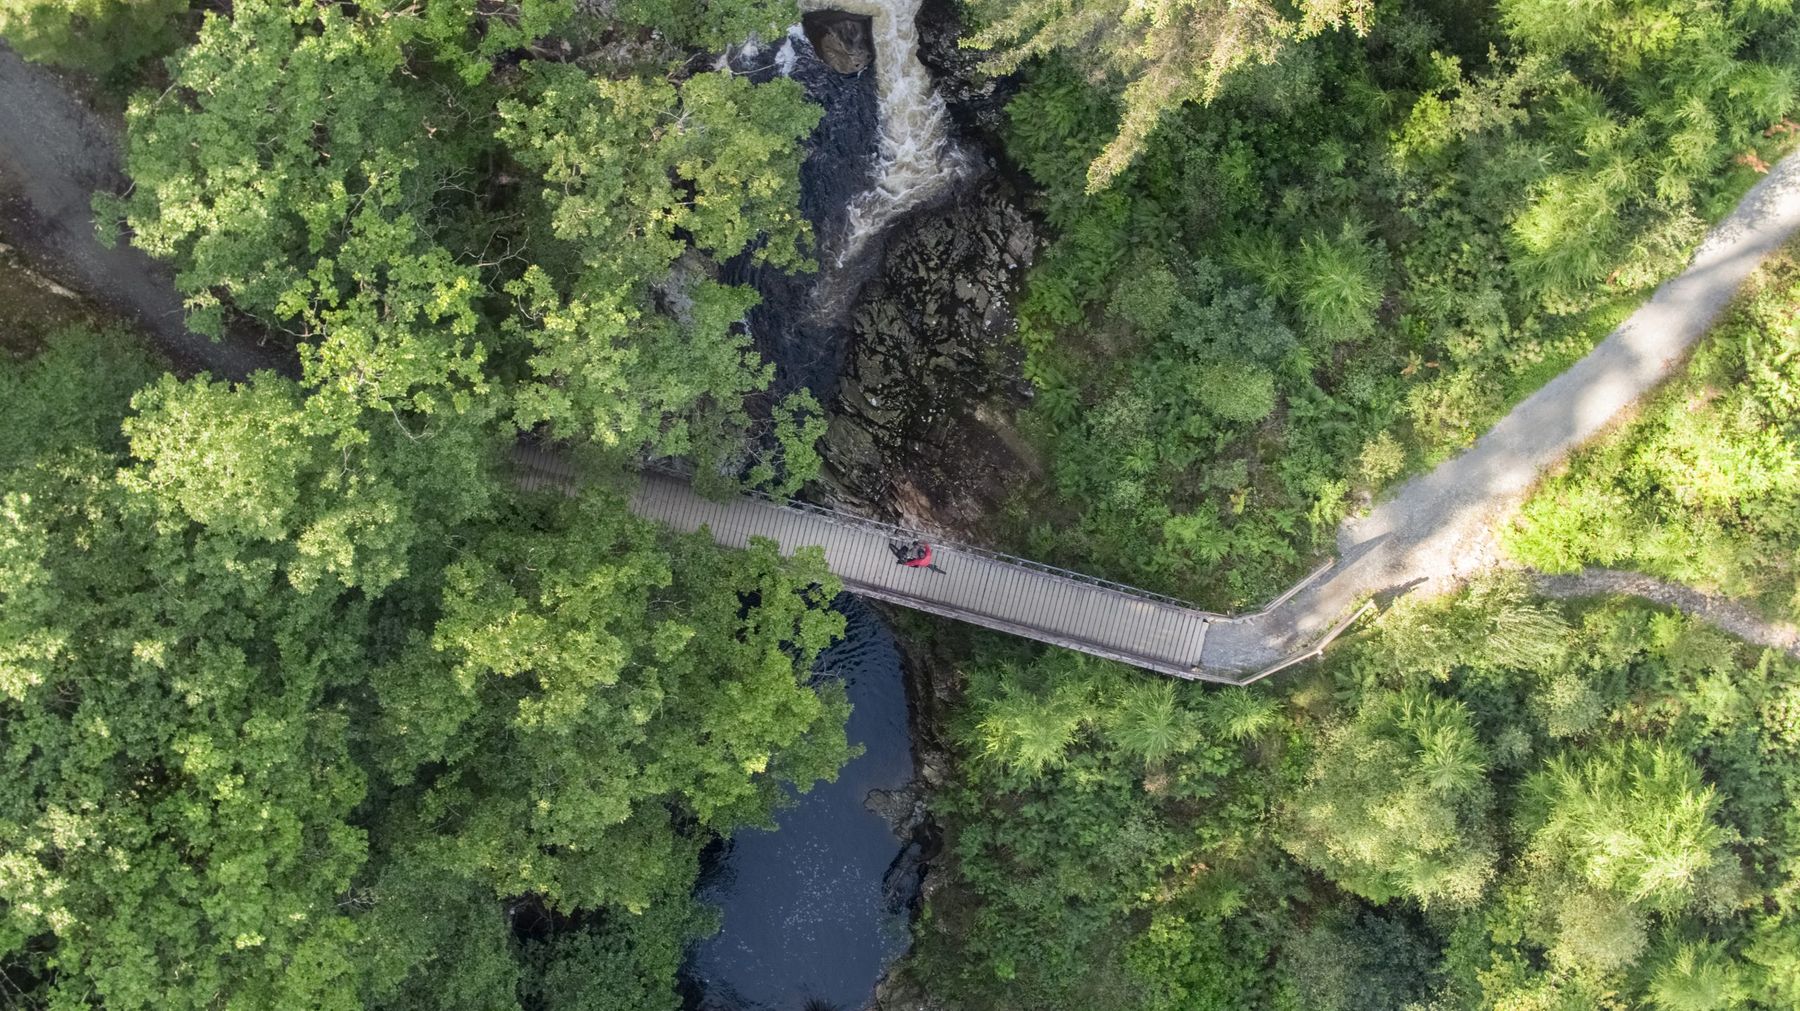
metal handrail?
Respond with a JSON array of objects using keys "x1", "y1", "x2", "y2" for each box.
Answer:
[
  {"x1": 1221, "y1": 557, "x2": 1335, "y2": 622},
  {"x1": 1234, "y1": 600, "x2": 1376, "y2": 684},
  {"x1": 518, "y1": 447, "x2": 1370, "y2": 681},
  {"x1": 642, "y1": 460, "x2": 1216, "y2": 614},
  {"x1": 721, "y1": 471, "x2": 1374, "y2": 684},
  {"x1": 733, "y1": 476, "x2": 1374, "y2": 684}
]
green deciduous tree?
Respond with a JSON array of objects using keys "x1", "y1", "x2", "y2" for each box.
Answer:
[
  {"x1": 10, "y1": 2, "x2": 843, "y2": 1007},
  {"x1": 520, "y1": 898, "x2": 709, "y2": 1011},
  {"x1": 0, "y1": 327, "x2": 852, "y2": 1007},
  {"x1": 747, "y1": 389, "x2": 830, "y2": 496},
  {"x1": 372, "y1": 494, "x2": 850, "y2": 912},
  {"x1": 495, "y1": 61, "x2": 818, "y2": 450},
  {"x1": 106, "y1": 0, "x2": 827, "y2": 469},
  {"x1": 0, "y1": 324, "x2": 159, "y2": 467},
  {"x1": 104, "y1": 1, "x2": 473, "y2": 330},
  {"x1": 0, "y1": 369, "x2": 385, "y2": 1009},
  {"x1": 616, "y1": 0, "x2": 799, "y2": 51}
]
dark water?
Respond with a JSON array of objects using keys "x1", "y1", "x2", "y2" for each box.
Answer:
[
  {"x1": 678, "y1": 21, "x2": 960, "y2": 1009},
  {"x1": 723, "y1": 29, "x2": 881, "y2": 401},
  {"x1": 682, "y1": 596, "x2": 917, "y2": 1011}
]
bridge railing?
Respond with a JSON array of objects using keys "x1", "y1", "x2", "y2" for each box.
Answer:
[
  {"x1": 733, "y1": 477, "x2": 1378, "y2": 684},
  {"x1": 521, "y1": 446, "x2": 1377, "y2": 681},
  {"x1": 743, "y1": 481, "x2": 1381, "y2": 682},
  {"x1": 641, "y1": 460, "x2": 1217, "y2": 615}
]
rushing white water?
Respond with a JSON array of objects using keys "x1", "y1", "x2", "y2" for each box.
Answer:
[
  {"x1": 797, "y1": 0, "x2": 972, "y2": 265},
  {"x1": 774, "y1": 26, "x2": 801, "y2": 77}
]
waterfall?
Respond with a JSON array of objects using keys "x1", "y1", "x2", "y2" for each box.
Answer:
[
  {"x1": 722, "y1": 0, "x2": 968, "y2": 394},
  {"x1": 798, "y1": 0, "x2": 972, "y2": 266}
]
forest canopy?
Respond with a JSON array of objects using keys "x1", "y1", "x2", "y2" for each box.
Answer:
[
  {"x1": 904, "y1": 1, "x2": 1800, "y2": 1009},
  {"x1": 965, "y1": 0, "x2": 1374, "y2": 190},
  {"x1": 978, "y1": 0, "x2": 1800, "y2": 609},
  {"x1": 0, "y1": 1, "x2": 850, "y2": 1007},
  {"x1": 0, "y1": 327, "x2": 854, "y2": 1007},
  {"x1": 6, "y1": 0, "x2": 1800, "y2": 1008},
  {"x1": 908, "y1": 578, "x2": 1800, "y2": 1010},
  {"x1": 95, "y1": 0, "x2": 820, "y2": 476}
]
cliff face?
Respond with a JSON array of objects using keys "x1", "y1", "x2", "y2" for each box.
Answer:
[
  {"x1": 809, "y1": 0, "x2": 1045, "y2": 538},
  {"x1": 819, "y1": 172, "x2": 1041, "y2": 534}
]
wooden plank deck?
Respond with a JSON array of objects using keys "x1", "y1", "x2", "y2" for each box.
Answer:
[
  {"x1": 628, "y1": 472, "x2": 1221, "y2": 679},
  {"x1": 515, "y1": 447, "x2": 1230, "y2": 680}
]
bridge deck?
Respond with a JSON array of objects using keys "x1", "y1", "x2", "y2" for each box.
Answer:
[
  {"x1": 515, "y1": 449, "x2": 1226, "y2": 680},
  {"x1": 631, "y1": 473, "x2": 1218, "y2": 679}
]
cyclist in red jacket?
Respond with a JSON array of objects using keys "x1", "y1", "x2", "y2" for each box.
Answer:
[{"x1": 891, "y1": 539, "x2": 946, "y2": 574}]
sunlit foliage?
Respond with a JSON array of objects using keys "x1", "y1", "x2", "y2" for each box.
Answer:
[
  {"x1": 987, "y1": 0, "x2": 1798, "y2": 611},
  {"x1": 914, "y1": 582, "x2": 1800, "y2": 1010},
  {"x1": 99, "y1": 0, "x2": 822, "y2": 473},
  {"x1": 0, "y1": 0, "x2": 188, "y2": 79},
  {"x1": 1510, "y1": 246, "x2": 1800, "y2": 619},
  {"x1": 0, "y1": 329, "x2": 851, "y2": 1008},
  {"x1": 964, "y1": 0, "x2": 1373, "y2": 190},
  {"x1": 0, "y1": 0, "x2": 845, "y2": 1005}
]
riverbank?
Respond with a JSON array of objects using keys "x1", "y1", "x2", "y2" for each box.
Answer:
[
  {"x1": 0, "y1": 238, "x2": 98, "y2": 350},
  {"x1": 683, "y1": 597, "x2": 921, "y2": 1011},
  {"x1": 0, "y1": 42, "x2": 287, "y2": 379}
]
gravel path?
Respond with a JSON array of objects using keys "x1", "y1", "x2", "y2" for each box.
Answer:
[
  {"x1": 6, "y1": 37, "x2": 1800, "y2": 673},
  {"x1": 1531, "y1": 568, "x2": 1800, "y2": 658},
  {"x1": 0, "y1": 42, "x2": 280, "y2": 379},
  {"x1": 1204, "y1": 151, "x2": 1800, "y2": 674}
]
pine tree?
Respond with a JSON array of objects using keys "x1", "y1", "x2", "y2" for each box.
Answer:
[{"x1": 964, "y1": 0, "x2": 1373, "y2": 190}]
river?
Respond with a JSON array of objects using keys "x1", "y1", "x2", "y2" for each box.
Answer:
[
  {"x1": 0, "y1": 7, "x2": 968, "y2": 1008},
  {"x1": 681, "y1": 5, "x2": 978, "y2": 1005},
  {"x1": 681, "y1": 597, "x2": 919, "y2": 1011}
]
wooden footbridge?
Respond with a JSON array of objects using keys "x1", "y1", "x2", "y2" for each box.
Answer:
[{"x1": 514, "y1": 447, "x2": 1364, "y2": 683}]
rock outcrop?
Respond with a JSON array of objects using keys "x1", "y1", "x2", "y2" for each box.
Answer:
[
  {"x1": 914, "y1": 0, "x2": 1013, "y2": 136},
  {"x1": 802, "y1": 10, "x2": 875, "y2": 75},
  {"x1": 819, "y1": 172, "x2": 1040, "y2": 535}
]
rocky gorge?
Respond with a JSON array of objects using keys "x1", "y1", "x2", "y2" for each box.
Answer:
[
  {"x1": 806, "y1": 0, "x2": 1042, "y2": 540},
  {"x1": 787, "y1": 5, "x2": 1056, "y2": 1007},
  {"x1": 717, "y1": 3, "x2": 1058, "y2": 1005},
  {"x1": 817, "y1": 172, "x2": 1040, "y2": 534},
  {"x1": 0, "y1": 4, "x2": 1048, "y2": 1005}
]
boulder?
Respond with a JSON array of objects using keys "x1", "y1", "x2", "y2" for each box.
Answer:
[{"x1": 802, "y1": 11, "x2": 874, "y2": 75}]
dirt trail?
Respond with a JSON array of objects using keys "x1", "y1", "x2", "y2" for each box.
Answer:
[
  {"x1": 1531, "y1": 568, "x2": 1800, "y2": 658},
  {"x1": 6, "y1": 37, "x2": 1800, "y2": 672},
  {"x1": 0, "y1": 42, "x2": 279, "y2": 379},
  {"x1": 1204, "y1": 152, "x2": 1800, "y2": 674}
]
